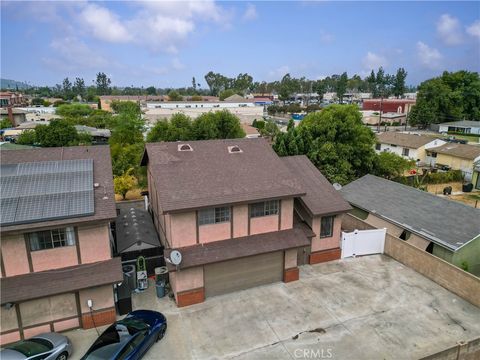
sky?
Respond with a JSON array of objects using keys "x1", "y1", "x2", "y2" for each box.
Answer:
[{"x1": 1, "y1": 1, "x2": 479, "y2": 88}]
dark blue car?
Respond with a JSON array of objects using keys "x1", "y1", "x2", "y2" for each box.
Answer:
[{"x1": 81, "y1": 310, "x2": 167, "y2": 360}]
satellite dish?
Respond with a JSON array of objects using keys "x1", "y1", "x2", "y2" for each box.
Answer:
[
  {"x1": 333, "y1": 183, "x2": 342, "y2": 190},
  {"x1": 170, "y1": 250, "x2": 182, "y2": 265}
]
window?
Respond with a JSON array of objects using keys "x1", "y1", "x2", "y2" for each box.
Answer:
[
  {"x1": 250, "y1": 200, "x2": 279, "y2": 218},
  {"x1": 27, "y1": 227, "x2": 75, "y2": 251},
  {"x1": 320, "y1": 216, "x2": 334, "y2": 238},
  {"x1": 198, "y1": 207, "x2": 230, "y2": 225},
  {"x1": 402, "y1": 148, "x2": 410, "y2": 156},
  {"x1": 375, "y1": 143, "x2": 381, "y2": 150}
]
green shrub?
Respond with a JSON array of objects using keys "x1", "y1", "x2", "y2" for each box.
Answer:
[{"x1": 424, "y1": 170, "x2": 464, "y2": 184}]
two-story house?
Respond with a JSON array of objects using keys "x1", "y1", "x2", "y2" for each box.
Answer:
[
  {"x1": 141, "y1": 139, "x2": 351, "y2": 307},
  {"x1": 0, "y1": 146, "x2": 122, "y2": 345}
]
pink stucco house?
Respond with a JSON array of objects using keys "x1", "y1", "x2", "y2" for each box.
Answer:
[
  {"x1": 0, "y1": 146, "x2": 122, "y2": 345},
  {"x1": 141, "y1": 139, "x2": 350, "y2": 307}
]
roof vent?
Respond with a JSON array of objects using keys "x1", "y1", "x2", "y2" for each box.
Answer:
[
  {"x1": 228, "y1": 145, "x2": 243, "y2": 154},
  {"x1": 178, "y1": 144, "x2": 193, "y2": 151}
]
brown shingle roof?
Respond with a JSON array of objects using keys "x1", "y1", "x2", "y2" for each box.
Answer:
[
  {"x1": 429, "y1": 143, "x2": 480, "y2": 160},
  {"x1": 164, "y1": 227, "x2": 310, "y2": 271},
  {"x1": 142, "y1": 138, "x2": 305, "y2": 213},
  {"x1": 376, "y1": 132, "x2": 438, "y2": 149},
  {"x1": 0, "y1": 258, "x2": 123, "y2": 304},
  {"x1": 280, "y1": 156, "x2": 352, "y2": 216},
  {"x1": 0, "y1": 146, "x2": 116, "y2": 233}
]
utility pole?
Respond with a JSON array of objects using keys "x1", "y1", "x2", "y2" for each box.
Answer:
[{"x1": 377, "y1": 96, "x2": 383, "y2": 132}]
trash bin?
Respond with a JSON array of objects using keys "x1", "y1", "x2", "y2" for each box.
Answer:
[
  {"x1": 154, "y1": 266, "x2": 168, "y2": 283},
  {"x1": 155, "y1": 280, "x2": 166, "y2": 298},
  {"x1": 123, "y1": 265, "x2": 137, "y2": 291}
]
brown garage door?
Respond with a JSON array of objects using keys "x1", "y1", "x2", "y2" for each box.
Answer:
[{"x1": 204, "y1": 251, "x2": 284, "y2": 298}]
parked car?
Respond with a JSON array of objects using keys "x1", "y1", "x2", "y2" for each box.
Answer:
[
  {"x1": 1, "y1": 333, "x2": 72, "y2": 360},
  {"x1": 81, "y1": 310, "x2": 167, "y2": 360}
]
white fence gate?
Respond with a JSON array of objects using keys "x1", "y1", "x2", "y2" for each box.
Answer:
[{"x1": 341, "y1": 228, "x2": 386, "y2": 258}]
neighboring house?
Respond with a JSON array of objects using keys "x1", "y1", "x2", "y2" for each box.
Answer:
[
  {"x1": 473, "y1": 163, "x2": 480, "y2": 190},
  {"x1": 375, "y1": 132, "x2": 446, "y2": 162},
  {"x1": 141, "y1": 138, "x2": 349, "y2": 307},
  {"x1": 340, "y1": 175, "x2": 480, "y2": 275},
  {"x1": 0, "y1": 108, "x2": 27, "y2": 126},
  {"x1": 361, "y1": 111, "x2": 406, "y2": 126},
  {"x1": 74, "y1": 125, "x2": 111, "y2": 144},
  {"x1": 362, "y1": 98, "x2": 416, "y2": 113},
  {"x1": 437, "y1": 120, "x2": 480, "y2": 135},
  {"x1": 0, "y1": 146, "x2": 122, "y2": 345},
  {"x1": 0, "y1": 92, "x2": 27, "y2": 107},
  {"x1": 426, "y1": 143, "x2": 480, "y2": 181}
]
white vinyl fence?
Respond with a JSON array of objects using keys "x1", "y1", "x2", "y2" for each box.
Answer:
[{"x1": 341, "y1": 228, "x2": 386, "y2": 258}]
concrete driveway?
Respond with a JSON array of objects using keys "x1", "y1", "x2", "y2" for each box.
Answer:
[{"x1": 66, "y1": 255, "x2": 480, "y2": 360}]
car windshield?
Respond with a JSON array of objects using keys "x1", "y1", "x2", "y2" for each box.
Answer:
[
  {"x1": 8, "y1": 338, "x2": 53, "y2": 357},
  {"x1": 82, "y1": 318, "x2": 148, "y2": 360}
]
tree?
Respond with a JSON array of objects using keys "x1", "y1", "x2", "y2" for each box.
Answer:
[
  {"x1": 192, "y1": 77, "x2": 197, "y2": 92},
  {"x1": 204, "y1": 71, "x2": 230, "y2": 96},
  {"x1": 335, "y1": 72, "x2": 348, "y2": 102},
  {"x1": 110, "y1": 100, "x2": 140, "y2": 116},
  {"x1": 34, "y1": 120, "x2": 80, "y2": 147},
  {"x1": 17, "y1": 129, "x2": 37, "y2": 145},
  {"x1": 0, "y1": 118, "x2": 12, "y2": 129},
  {"x1": 233, "y1": 73, "x2": 253, "y2": 94},
  {"x1": 167, "y1": 90, "x2": 183, "y2": 101},
  {"x1": 392, "y1": 68, "x2": 407, "y2": 98},
  {"x1": 191, "y1": 113, "x2": 219, "y2": 140},
  {"x1": 373, "y1": 152, "x2": 415, "y2": 179},
  {"x1": 62, "y1": 77, "x2": 72, "y2": 99},
  {"x1": 410, "y1": 71, "x2": 480, "y2": 127},
  {"x1": 73, "y1": 77, "x2": 86, "y2": 98},
  {"x1": 95, "y1": 72, "x2": 111, "y2": 96},
  {"x1": 31, "y1": 98, "x2": 45, "y2": 106},
  {"x1": 56, "y1": 103, "x2": 93, "y2": 118},
  {"x1": 259, "y1": 121, "x2": 280, "y2": 141},
  {"x1": 146, "y1": 86, "x2": 157, "y2": 95},
  {"x1": 114, "y1": 168, "x2": 137, "y2": 200},
  {"x1": 273, "y1": 105, "x2": 376, "y2": 184},
  {"x1": 278, "y1": 74, "x2": 300, "y2": 104},
  {"x1": 109, "y1": 112, "x2": 145, "y2": 146},
  {"x1": 219, "y1": 89, "x2": 237, "y2": 101},
  {"x1": 210, "y1": 110, "x2": 246, "y2": 139}
]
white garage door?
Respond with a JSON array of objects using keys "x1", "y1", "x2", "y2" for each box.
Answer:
[{"x1": 204, "y1": 252, "x2": 283, "y2": 298}]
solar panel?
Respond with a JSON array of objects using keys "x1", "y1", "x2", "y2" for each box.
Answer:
[{"x1": 0, "y1": 159, "x2": 95, "y2": 226}]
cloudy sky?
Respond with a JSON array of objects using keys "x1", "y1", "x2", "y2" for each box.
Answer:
[{"x1": 1, "y1": 1, "x2": 479, "y2": 88}]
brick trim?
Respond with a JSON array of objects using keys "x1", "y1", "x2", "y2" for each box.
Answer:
[
  {"x1": 283, "y1": 267, "x2": 299, "y2": 283},
  {"x1": 81, "y1": 307, "x2": 116, "y2": 329},
  {"x1": 309, "y1": 248, "x2": 341, "y2": 265},
  {"x1": 176, "y1": 287, "x2": 205, "y2": 307}
]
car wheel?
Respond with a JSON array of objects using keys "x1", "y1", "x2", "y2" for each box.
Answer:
[
  {"x1": 156, "y1": 324, "x2": 167, "y2": 342},
  {"x1": 56, "y1": 352, "x2": 68, "y2": 360}
]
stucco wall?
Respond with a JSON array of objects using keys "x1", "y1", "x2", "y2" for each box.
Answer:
[
  {"x1": 311, "y1": 214, "x2": 342, "y2": 252},
  {"x1": 1, "y1": 234, "x2": 29, "y2": 276},
  {"x1": 31, "y1": 246, "x2": 78, "y2": 272},
  {"x1": 170, "y1": 212, "x2": 197, "y2": 248},
  {"x1": 250, "y1": 215, "x2": 278, "y2": 235},
  {"x1": 20, "y1": 293, "x2": 77, "y2": 327},
  {"x1": 453, "y1": 235, "x2": 480, "y2": 276},
  {"x1": 199, "y1": 222, "x2": 230, "y2": 243},
  {"x1": 170, "y1": 267, "x2": 204, "y2": 294},
  {"x1": 365, "y1": 213, "x2": 404, "y2": 238},
  {"x1": 280, "y1": 199, "x2": 294, "y2": 230},
  {"x1": 79, "y1": 285, "x2": 115, "y2": 313},
  {"x1": 233, "y1": 205, "x2": 248, "y2": 238},
  {"x1": 78, "y1": 224, "x2": 111, "y2": 263},
  {"x1": 284, "y1": 249, "x2": 297, "y2": 269},
  {"x1": 0, "y1": 306, "x2": 18, "y2": 332}
]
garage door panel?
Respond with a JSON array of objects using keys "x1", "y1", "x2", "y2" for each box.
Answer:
[{"x1": 205, "y1": 252, "x2": 283, "y2": 298}]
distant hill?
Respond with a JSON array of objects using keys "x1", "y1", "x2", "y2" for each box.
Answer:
[{"x1": 1, "y1": 79, "x2": 32, "y2": 90}]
